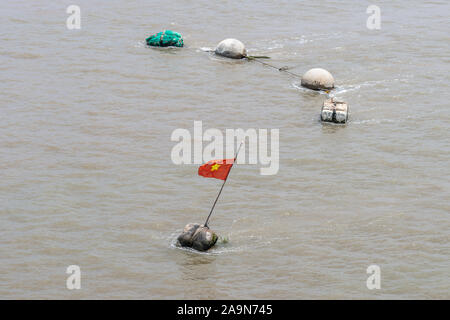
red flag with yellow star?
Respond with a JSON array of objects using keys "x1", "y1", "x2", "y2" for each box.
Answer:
[{"x1": 198, "y1": 159, "x2": 235, "y2": 181}]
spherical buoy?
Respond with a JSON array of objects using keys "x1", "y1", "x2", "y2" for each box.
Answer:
[
  {"x1": 301, "y1": 68, "x2": 335, "y2": 90},
  {"x1": 215, "y1": 39, "x2": 247, "y2": 59}
]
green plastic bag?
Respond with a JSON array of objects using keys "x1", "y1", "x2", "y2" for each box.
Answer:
[{"x1": 146, "y1": 30, "x2": 183, "y2": 47}]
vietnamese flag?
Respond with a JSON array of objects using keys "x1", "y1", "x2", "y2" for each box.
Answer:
[{"x1": 198, "y1": 159, "x2": 235, "y2": 181}]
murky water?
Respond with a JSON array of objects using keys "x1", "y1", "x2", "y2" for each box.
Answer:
[{"x1": 1, "y1": 1, "x2": 449, "y2": 299}]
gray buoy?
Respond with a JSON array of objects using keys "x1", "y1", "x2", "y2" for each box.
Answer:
[
  {"x1": 214, "y1": 39, "x2": 247, "y2": 59},
  {"x1": 177, "y1": 223, "x2": 218, "y2": 251},
  {"x1": 301, "y1": 68, "x2": 335, "y2": 91}
]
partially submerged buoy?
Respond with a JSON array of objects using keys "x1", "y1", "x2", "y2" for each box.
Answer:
[
  {"x1": 321, "y1": 97, "x2": 348, "y2": 124},
  {"x1": 301, "y1": 68, "x2": 335, "y2": 91},
  {"x1": 146, "y1": 30, "x2": 183, "y2": 47},
  {"x1": 215, "y1": 39, "x2": 247, "y2": 59},
  {"x1": 177, "y1": 223, "x2": 218, "y2": 251}
]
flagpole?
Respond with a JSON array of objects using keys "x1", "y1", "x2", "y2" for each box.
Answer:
[{"x1": 204, "y1": 142, "x2": 243, "y2": 228}]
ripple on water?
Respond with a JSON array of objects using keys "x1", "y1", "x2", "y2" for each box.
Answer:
[{"x1": 167, "y1": 230, "x2": 279, "y2": 256}]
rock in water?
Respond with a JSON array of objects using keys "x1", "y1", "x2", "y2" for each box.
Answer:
[
  {"x1": 301, "y1": 68, "x2": 335, "y2": 91},
  {"x1": 215, "y1": 39, "x2": 247, "y2": 59},
  {"x1": 177, "y1": 223, "x2": 218, "y2": 251},
  {"x1": 192, "y1": 226, "x2": 218, "y2": 251},
  {"x1": 177, "y1": 223, "x2": 201, "y2": 247}
]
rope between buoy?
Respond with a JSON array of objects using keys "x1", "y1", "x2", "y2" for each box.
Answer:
[
  {"x1": 246, "y1": 56, "x2": 303, "y2": 78},
  {"x1": 203, "y1": 50, "x2": 304, "y2": 79},
  {"x1": 247, "y1": 56, "x2": 332, "y2": 94}
]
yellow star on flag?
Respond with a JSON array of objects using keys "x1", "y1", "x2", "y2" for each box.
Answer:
[{"x1": 211, "y1": 163, "x2": 220, "y2": 171}]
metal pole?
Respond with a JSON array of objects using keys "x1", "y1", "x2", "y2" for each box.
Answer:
[{"x1": 203, "y1": 142, "x2": 243, "y2": 228}]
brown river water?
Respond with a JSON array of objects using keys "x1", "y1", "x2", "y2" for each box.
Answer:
[{"x1": 0, "y1": 1, "x2": 449, "y2": 299}]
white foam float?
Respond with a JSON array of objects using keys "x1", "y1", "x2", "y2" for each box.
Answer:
[{"x1": 321, "y1": 97, "x2": 348, "y2": 124}]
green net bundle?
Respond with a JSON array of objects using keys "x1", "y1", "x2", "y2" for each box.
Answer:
[{"x1": 146, "y1": 30, "x2": 183, "y2": 47}]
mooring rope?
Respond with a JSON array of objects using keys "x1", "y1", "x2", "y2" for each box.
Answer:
[
  {"x1": 204, "y1": 49, "x2": 307, "y2": 81},
  {"x1": 246, "y1": 56, "x2": 332, "y2": 95},
  {"x1": 246, "y1": 56, "x2": 303, "y2": 78}
]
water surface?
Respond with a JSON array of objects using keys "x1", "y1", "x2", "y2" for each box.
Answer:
[{"x1": 0, "y1": 0, "x2": 449, "y2": 299}]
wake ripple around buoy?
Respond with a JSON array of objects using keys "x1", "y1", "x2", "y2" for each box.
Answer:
[{"x1": 167, "y1": 229, "x2": 278, "y2": 256}]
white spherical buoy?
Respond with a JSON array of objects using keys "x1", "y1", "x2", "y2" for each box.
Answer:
[
  {"x1": 301, "y1": 68, "x2": 335, "y2": 90},
  {"x1": 214, "y1": 38, "x2": 247, "y2": 59}
]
